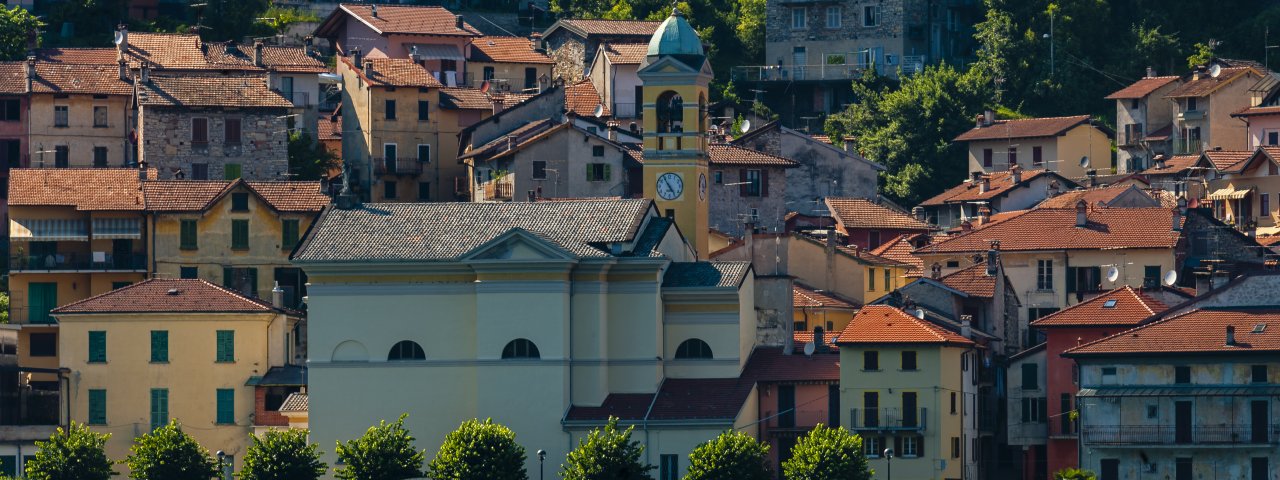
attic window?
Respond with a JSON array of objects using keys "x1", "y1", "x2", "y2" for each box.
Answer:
[
  {"x1": 1102, "y1": 299, "x2": 1118, "y2": 308},
  {"x1": 1254, "y1": 323, "x2": 1268, "y2": 333}
]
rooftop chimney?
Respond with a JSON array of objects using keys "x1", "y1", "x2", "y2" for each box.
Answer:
[
  {"x1": 1225, "y1": 325, "x2": 1236, "y2": 345},
  {"x1": 1153, "y1": 154, "x2": 1167, "y2": 169},
  {"x1": 352, "y1": 47, "x2": 362, "y2": 66},
  {"x1": 24, "y1": 56, "x2": 35, "y2": 93},
  {"x1": 931, "y1": 262, "x2": 942, "y2": 279},
  {"x1": 1192, "y1": 66, "x2": 1203, "y2": 81},
  {"x1": 912, "y1": 206, "x2": 925, "y2": 222},
  {"x1": 1172, "y1": 207, "x2": 1183, "y2": 231},
  {"x1": 1010, "y1": 165, "x2": 1022, "y2": 184},
  {"x1": 1213, "y1": 145, "x2": 1222, "y2": 151},
  {"x1": 363, "y1": 59, "x2": 373, "y2": 77},
  {"x1": 1048, "y1": 179, "x2": 1061, "y2": 197},
  {"x1": 456, "y1": 15, "x2": 464, "y2": 29},
  {"x1": 979, "y1": 176, "x2": 990, "y2": 194},
  {"x1": 843, "y1": 136, "x2": 855, "y2": 154},
  {"x1": 975, "y1": 113, "x2": 985, "y2": 128},
  {"x1": 1146, "y1": 66, "x2": 1155, "y2": 78},
  {"x1": 1075, "y1": 200, "x2": 1088, "y2": 227},
  {"x1": 960, "y1": 315, "x2": 973, "y2": 339},
  {"x1": 984, "y1": 109, "x2": 995, "y2": 126},
  {"x1": 253, "y1": 40, "x2": 265, "y2": 67},
  {"x1": 118, "y1": 59, "x2": 127, "y2": 81},
  {"x1": 371, "y1": 4, "x2": 378, "y2": 17},
  {"x1": 977, "y1": 205, "x2": 991, "y2": 225},
  {"x1": 971, "y1": 171, "x2": 984, "y2": 183},
  {"x1": 960, "y1": 220, "x2": 973, "y2": 233},
  {"x1": 1087, "y1": 168, "x2": 1098, "y2": 187},
  {"x1": 271, "y1": 281, "x2": 285, "y2": 309}
]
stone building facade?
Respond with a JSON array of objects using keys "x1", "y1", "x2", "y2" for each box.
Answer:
[{"x1": 734, "y1": 122, "x2": 882, "y2": 215}]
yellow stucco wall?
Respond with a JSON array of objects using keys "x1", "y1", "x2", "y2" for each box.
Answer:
[
  {"x1": 466, "y1": 61, "x2": 550, "y2": 93},
  {"x1": 966, "y1": 123, "x2": 1113, "y2": 179},
  {"x1": 27, "y1": 93, "x2": 132, "y2": 168}
]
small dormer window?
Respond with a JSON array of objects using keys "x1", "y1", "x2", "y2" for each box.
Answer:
[
  {"x1": 231, "y1": 192, "x2": 249, "y2": 212},
  {"x1": 1103, "y1": 299, "x2": 1118, "y2": 308}
]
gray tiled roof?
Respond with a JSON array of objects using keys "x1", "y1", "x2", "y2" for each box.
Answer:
[
  {"x1": 663, "y1": 262, "x2": 751, "y2": 288},
  {"x1": 293, "y1": 199, "x2": 654, "y2": 262},
  {"x1": 629, "y1": 217, "x2": 672, "y2": 257},
  {"x1": 279, "y1": 392, "x2": 308, "y2": 413}
]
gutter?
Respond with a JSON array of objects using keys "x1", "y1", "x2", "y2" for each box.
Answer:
[{"x1": 641, "y1": 376, "x2": 663, "y2": 466}]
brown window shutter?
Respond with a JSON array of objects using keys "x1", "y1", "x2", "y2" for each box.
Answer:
[
  {"x1": 893, "y1": 435, "x2": 903, "y2": 456},
  {"x1": 761, "y1": 170, "x2": 770, "y2": 197},
  {"x1": 739, "y1": 169, "x2": 748, "y2": 197}
]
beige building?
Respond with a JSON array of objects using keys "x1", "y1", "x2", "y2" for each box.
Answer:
[
  {"x1": 24, "y1": 61, "x2": 135, "y2": 168},
  {"x1": 1205, "y1": 146, "x2": 1280, "y2": 236},
  {"x1": 1105, "y1": 72, "x2": 1181, "y2": 173},
  {"x1": 466, "y1": 36, "x2": 552, "y2": 93},
  {"x1": 1167, "y1": 62, "x2": 1270, "y2": 155},
  {"x1": 954, "y1": 113, "x2": 1114, "y2": 180},
  {"x1": 54, "y1": 279, "x2": 302, "y2": 475}
]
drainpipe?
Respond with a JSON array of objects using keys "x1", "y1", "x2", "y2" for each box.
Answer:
[
  {"x1": 1061, "y1": 249, "x2": 1070, "y2": 307},
  {"x1": 641, "y1": 377, "x2": 664, "y2": 468}
]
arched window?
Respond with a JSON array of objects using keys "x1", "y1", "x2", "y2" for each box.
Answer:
[
  {"x1": 501, "y1": 339, "x2": 541, "y2": 359},
  {"x1": 387, "y1": 340, "x2": 425, "y2": 361},
  {"x1": 656, "y1": 91, "x2": 684, "y2": 133},
  {"x1": 675, "y1": 339, "x2": 713, "y2": 359}
]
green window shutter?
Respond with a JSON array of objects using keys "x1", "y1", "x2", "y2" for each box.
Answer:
[
  {"x1": 151, "y1": 330, "x2": 168, "y2": 362},
  {"x1": 223, "y1": 267, "x2": 234, "y2": 289},
  {"x1": 232, "y1": 220, "x2": 249, "y2": 249},
  {"x1": 216, "y1": 330, "x2": 234, "y2": 362},
  {"x1": 282, "y1": 219, "x2": 300, "y2": 250},
  {"x1": 586, "y1": 163, "x2": 592, "y2": 180},
  {"x1": 603, "y1": 164, "x2": 612, "y2": 181},
  {"x1": 28, "y1": 283, "x2": 57, "y2": 324},
  {"x1": 88, "y1": 389, "x2": 106, "y2": 425},
  {"x1": 216, "y1": 388, "x2": 234, "y2": 424},
  {"x1": 224, "y1": 163, "x2": 242, "y2": 180},
  {"x1": 88, "y1": 331, "x2": 106, "y2": 363},
  {"x1": 180, "y1": 220, "x2": 198, "y2": 250},
  {"x1": 150, "y1": 388, "x2": 168, "y2": 431}
]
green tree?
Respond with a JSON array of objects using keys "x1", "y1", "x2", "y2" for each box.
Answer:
[
  {"x1": 0, "y1": 6, "x2": 42, "y2": 61},
  {"x1": 560, "y1": 417, "x2": 653, "y2": 480},
  {"x1": 1186, "y1": 40, "x2": 1219, "y2": 69},
  {"x1": 733, "y1": 0, "x2": 766, "y2": 60},
  {"x1": 125, "y1": 420, "x2": 219, "y2": 480},
  {"x1": 24, "y1": 422, "x2": 115, "y2": 480},
  {"x1": 600, "y1": 0, "x2": 635, "y2": 20},
  {"x1": 237, "y1": 429, "x2": 327, "y2": 480},
  {"x1": 683, "y1": 431, "x2": 771, "y2": 480},
  {"x1": 335, "y1": 415, "x2": 425, "y2": 480},
  {"x1": 197, "y1": 0, "x2": 271, "y2": 42},
  {"x1": 256, "y1": 6, "x2": 320, "y2": 36},
  {"x1": 780, "y1": 425, "x2": 871, "y2": 480},
  {"x1": 288, "y1": 131, "x2": 339, "y2": 181},
  {"x1": 0, "y1": 293, "x2": 9, "y2": 323},
  {"x1": 426, "y1": 419, "x2": 526, "y2": 480},
  {"x1": 1054, "y1": 468, "x2": 1097, "y2": 480}
]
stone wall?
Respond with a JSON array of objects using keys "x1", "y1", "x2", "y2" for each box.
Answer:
[{"x1": 139, "y1": 106, "x2": 289, "y2": 180}]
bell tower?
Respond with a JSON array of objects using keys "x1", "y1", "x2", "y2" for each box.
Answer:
[{"x1": 639, "y1": 8, "x2": 711, "y2": 258}]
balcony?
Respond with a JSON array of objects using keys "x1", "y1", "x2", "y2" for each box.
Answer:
[
  {"x1": 848, "y1": 407, "x2": 928, "y2": 432},
  {"x1": 612, "y1": 102, "x2": 638, "y2": 119},
  {"x1": 373, "y1": 157, "x2": 424, "y2": 176},
  {"x1": 0, "y1": 389, "x2": 60, "y2": 427},
  {"x1": 482, "y1": 181, "x2": 514, "y2": 201},
  {"x1": 277, "y1": 91, "x2": 311, "y2": 107},
  {"x1": 731, "y1": 63, "x2": 867, "y2": 83},
  {"x1": 462, "y1": 73, "x2": 538, "y2": 92},
  {"x1": 1174, "y1": 139, "x2": 1203, "y2": 155},
  {"x1": 10, "y1": 252, "x2": 147, "y2": 272},
  {"x1": 764, "y1": 409, "x2": 833, "y2": 435},
  {"x1": 1178, "y1": 110, "x2": 1205, "y2": 121},
  {"x1": 1082, "y1": 424, "x2": 1280, "y2": 446}
]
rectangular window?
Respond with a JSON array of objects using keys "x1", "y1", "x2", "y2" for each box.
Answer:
[
  {"x1": 54, "y1": 105, "x2": 69, "y2": 127},
  {"x1": 863, "y1": 392, "x2": 879, "y2": 427},
  {"x1": 281, "y1": 219, "x2": 300, "y2": 250},
  {"x1": 1187, "y1": 97, "x2": 1198, "y2": 111},
  {"x1": 902, "y1": 392, "x2": 918, "y2": 427},
  {"x1": 1176, "y1": 458, "x2": 1192, "y2": 480},
  {"x1": 1253, "y1": 365, "x2": 1268, "y2": 383},
  {"x1": 867, "y1": 267, "x2": 876, "y2": 291},
  {"x1": 384, "y1": 180, "x2": 398, "y2": 200},
  {"x1": 88, "y1": 331, "x2": 106, "y2": 363},
  {"x1": 1022, "y1": 397, "x2": 1047, "y2": 423},
  {"x1": 587, "y1": 163, "x2": 610, "y2": 181},
  {"x1": 863, "y1": 5, "x2": 880, "y2": 26},
  {"x1": 192, "y1": 118, "x2": 208, "y2": 144},
  {"x1": 93, "y1": 106, "x2": 108, "y2": 127},
  {"x1": 192, "y1": 163, "x2": 209, "y2": 180},
  {"x1": 1253, "y1": 458, "x2": 1269, "y2": 480},
  {"x1": 791, "y1": 8, "x2": 806, "y2": 29},
  {"x1": 88, "y1": 389, "x2": 107, "y2": 425},
  {"x1": 1263, "y1": 193, "x2": 1271, "y2": 216},
  {"x1": 901, "y1": 435, "x2": 919, "y2": 457},
  {"x1": 532, "y1": 161, "x2": 547, "y2": 180},
  {"x1": 223, "y1": 267, "x2": 258, "y2": 297},
  {"x1": 744, "y1": 169, "x2": 763, "y2": 196},
  {"x1": 417, "y1": 144, "x2": 431, "y2": 163},
  {"x1": 1175, "y1": 366, "x2": 1191, "y2": 384},
  {"x1": 825, "y1": 6, "x2": 841, "y2": 28},
  {"x1": 385, "y1": 100, "x2": 396, "y2": 120},
  {"x1": 217, "y1": 330, "x2": 234, "y2": 362},
  {"x1": 231, "y1": 192, "x2": 249, "y2": 211},
  {"x1": 1060, "y1": 393, "x2": 1073, "y2": 433},
  {"x1": 180, "y1": 220, "x2": 198, "y2": 250},
  {"x1": 224, "y1": 118, "x2": 242, "y2": 145},
  {"x1": 1269, "y1": 131, "x2": 1280, "y2": 146},
  {"x1": 951, "y1": 437, "x2": 960, "y2": 459},
  {"x1": 593, "y1": 145, "x2": 605, "y2": 157},
  {"x1": 216, "y1": 388, "x2": 234, "y2": 424},
  {"x1": 951, "y1": 392, "x2": 957, "y2": 414},
  {"x1": 180, "y1": 266, "x2": 198, "y2": 279},
  {"x1": 92, "y1": 146, "x2": 108, "y2": 167},
  {"x1": 828, "y1": 384, "x2": 841, "y2": 427},
  {"x1": 29, "y1": 333, "x2": 56, "y2": 357},
  {"x1": 224, "y1": 163, "x2": 242, "y2": 180},
  {"x1": 901, "y1": 351, "x2": 918, "y2": 371},
  {"x1": 54, "y1": 146, "x2": 69, "y2": 168},
  {"x1": 231, "y1": 220, "x2": 249, "y2": 250},
  {"x1": 883, "y1": 268, "x2": 891, "y2": 290},
  {"x1": 418, "y1": 182, "x2": 431, "y2": 201},
  {"x1": 1147, "y1": 404, "x2": 1159, "y2": 419},
  {"x1": 863, "y1": 436, "x2": 882, "y2": 457},
  {"x1": 0, "y1": 98, "x2": 19, "y2": 121},
  {"x1": 1022, "y1": 363, "x2": 1039, "y2": 389},
  {"x1": 983, "y1": 148, "x2": 993, "y2": 167},
  {"x1": 1033, "y1": 146, "x2": 1043, "y2": 165},
  {"x1": 150, "y1": 388, "x2": 169, "y2": 430},
  {"x1": 777, "y1": 385, "x2": 796, "y2": 427},
  {"x1": 483, "y1": 66, "x2": 495, "y2": 81},
  {"x1": 418, "y1": 100, "x2": 430, "y2": 121},
  {"x1": 1037, "y1": 259, "x2": 1053, "y2": 290},
  {"x1": 1008, "y1": 147, "x2": 1018, "y2": 165},
  {"x1": 150, "y1": 330, "x2": 168, "y2": 363},
  {"x1": 864, "y1": 351, "x2": 879, "y2": 370},
  {"x1": 659, "y1": 454, "x2": 678, "y2": 480},
  {"x1": 1143, "y1": 265, "x2": 1161, "y2": 288},
  {"x1": 714, "y1": 171, "x2": 723, "y2": 184}
]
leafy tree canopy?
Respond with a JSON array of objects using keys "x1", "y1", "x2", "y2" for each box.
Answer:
[
  {"x1": 560, "y1": 417, "x2": 654, "y2": 480},
  {"x1": 288, "y1": 131, "x2": 339, "y2": 181},
  {"x1": 427, "y1": 418, "x2": 527, "y2": 480},
  {"x1": 779, "y1": 424, "x2": 871, "y2": 480},
  {"x1": 335, "y1": 414, "x2": 425, "y2": 480},
  {"x1": 125, "y1": 420, "x2": 219, "y2": 480},
  {"x1": 0, "y1": 6, "x2": 42, "y2": 61},
  {"x1": 683, "y1": 431, "x2": 771, "y2": 480},
  {"x1": 237, "y1": 428, "x2": 328, "y2": 480},
  {"x1": 25, "y1": 422, "x2": 115, "y2": 480}
]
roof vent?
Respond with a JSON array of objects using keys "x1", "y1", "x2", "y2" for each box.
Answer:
[
  {"x1": 1103, "y1": 299, "x2": 1118, "y2": 308},
  {"x1": 1225, "y1": 325, "x2": 1236, "y2": 345},
  {"x1": 166, "y1": 288, "x2": 180, "y2": 295}
]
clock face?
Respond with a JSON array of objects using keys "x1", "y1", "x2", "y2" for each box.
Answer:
[
  {"x1": 656, "y1": 172, "x2": 683, "y2": 200},
  {"x1": 698, "y1": 173, "x2": 707, "y2": 200}
]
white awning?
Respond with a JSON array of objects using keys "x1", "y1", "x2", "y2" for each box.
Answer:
[
  {"x1": 10, "y1": 218, "x2": 89, "y2": 241},
  {"x1": 410, "y1": 44, "x2": 464, "y2": 62},
  {"x1": 1207, "y1": 186, "x2": 1252, "y2": 200},
  {"x1": 92, "y1": 217, "x2": 142, "y2": 240}
]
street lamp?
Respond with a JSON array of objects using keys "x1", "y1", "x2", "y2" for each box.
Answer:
[
  {"x1": 215, "y1": 450, "x2": 225, "y2": 480},
  {"x1": 536, "y1": 449, "x2": 546, "y2": 480},
  {"x1": 883, "y1": 448, "x2": 894, "y2": 480}
]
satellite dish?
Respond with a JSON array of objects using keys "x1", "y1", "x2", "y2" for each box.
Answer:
[
  {"x1": 1079, "y1": 156, "x2": 1091, "y2": 168},
  {"x1": 1106, "y1": 266, "x2": 1120, "y2": 283},
  {"x1": 593, "y1": 104, "x2": 604, "y2": 118},
  {"x1": 803, "y1": 341, "x2": 815, "y2": 356},
  {"x1": 1209, "y1": 64, "x2": 1222, "y2": 78},
  {"x1": 741, "y1": 119, "x2": 751, "y2": 133},
  {"x1": 1163, "y1": 270, "x2": 1179, "y2": 286},
  {"x1": 113, "y1": 30, "x2": 124, "y2": 45},
  {"x1": 915, "y1": 308, "x2": 925, "y2": 320}
]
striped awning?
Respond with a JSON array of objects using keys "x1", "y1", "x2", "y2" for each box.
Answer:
[
  {"x1": 1207, "y1": 186, "x2": 1252, "y2": 200},
  {"x1": 92, "y1": 217, "x2": 142, "y2": 240},
  {"x1": 10, "y1": 218, "x2": 89, "y2": 241}
]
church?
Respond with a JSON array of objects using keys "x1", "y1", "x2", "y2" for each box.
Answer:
[{"x1": 293, "y1": 10, "x2": 770, "y2": 478}]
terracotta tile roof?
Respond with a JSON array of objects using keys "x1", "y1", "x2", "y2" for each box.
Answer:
[
  {"x1": 794, "y1": 283, "x2": 857, "y2": 309},
  {"x1": 0, "y1": 62, "x2": 23, "y2": 94},
  {"x1": 742, "y1": 347, "x2": 840, "y2": 383},
  {"x1": 556, "y1": 19, "x2": 661, "y2": 37},
  {"x1": 468, "y1": 36, "x2": 552, "y2": 64},
  {"x1": 939, "y1": 262, "x2": 997, "y2": 298},
  {"x1": 1065, "y1": 307, "x2": 1280, "y2": 356},
  {"x1": 459, "y1": 118, "x2": 558, "y2": 161},
  {"x1": 1139, "y1": 154, "x2": 1202, "y2": 176},
  {"x1": 565, "y1": 80, "x2": 607, "y2": 117},
  {"x1": 920, "y1": 169, "x2": 1064, "y2": 206},
  {"x1": 318, "y1": 116, "x2": 342, "y2": 140},
  {"x1": 246, "y1": 181, "x2": 331, "y2": 212},
  {"x1": 1036, "y1": 184, "x2": 1144, "y2": 209},
  {"x1": 1233, "y1": 105, "x2": 1280, "y2": 117},
  {"x1": 869, "y1": 234, "x2": 925, "y2": 277},
  {"x1": 564, "y1": 377, "x2": 754, "y2": 422},
  {"x1": 143, "y1": 180, "x2": 329, "y2": 212},
  {"x1": 793, "y1": 331, "x2": 840, "y2": 350},
  {"x1": 35, "y1": 48, "x2": 118, "y2": 64},
  {"x1": 52, "y1": 278, "x2": 279, "y2": 314},
  {"x1": 1030, "y1": 286, "x2": 1166, "y2": 328},
  {"x1": 1165, "y1": 67, "x2": 1257, "y2": 98},
  {"x1": 825, "y1": 197, "x2": 933, "y2": 231},
  {"x1": 293, "y1": 199, "x2": 654, "y2": 261},
  {"x1": 29, "y1": 63, "x2": 134, "y2": 95},
  {"x1": 834, "y1": 243, "x2": 906, "y2": 267},
  {"x1": 1143, "y1": 124, "x2": 1172, "y2": 141},
  {"x1": 123, "y1": 32, "x2": 212, "y2": 70},
  {"x1": 438, "y1": 87, "x2": 493, "y2": 110},
  {"x1": 707, "y1": 143, "x2": 798, "y2": 167},
  {"x1": 9, "y1": 168, "x2": 146, "y2": 211},
  {"x1": 1105, "y1": 76, "x2": 1180, "y2": 99},
  {"x1": 920, "y1": 206, "x2": 1182, "y2": 254},
  {"x1": 1259, "y1": 235, "x2": 1280, "y2": 247},
  {"x1": 337, "y1": 4, "x2": 480, "y2": 36},
  {"x1": 278, "y1": 392, "x2": 308, "y2": 413},
  {"x1": 341, "y1": 56, "x2": 443, "y2": 88},
  {"x1": 1203, "y1": 149, "x2": 1253, "y2": 171},
  {"x1": 835, "y1": 305, "x2": 975, "y2": 346},
  {"x1": 491, "y1": 92, "x2": 536, "y2": 112},
  {"x1": 953, "y1": 115, "x2": 1093, "y2": 142},
  {"x1": 138, "y1": 75, "x2": 293, "y2": 108},
  {"x1": 662, "y1": 262, "x2": 751, "y2": 288},
  {"x1": 203, "y1": 42, "x2": 330, "y2": 73},
  {"x1": 601, "y1": 43, "x2": 648, "y2": 65},
  {"x1": 810, "y1": 134, "x2": 832, "y2": 144}
]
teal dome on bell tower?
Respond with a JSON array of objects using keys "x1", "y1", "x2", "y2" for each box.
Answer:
[{"x1": 643, "y1": 7, "x2": 705, "y2": 69}]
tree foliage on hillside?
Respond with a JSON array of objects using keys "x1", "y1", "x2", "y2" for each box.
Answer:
[{"x1": 0, "y1": 5, "x2": 42, "y2": 61}]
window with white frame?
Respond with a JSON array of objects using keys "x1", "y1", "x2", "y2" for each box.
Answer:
[
  {"x1": 863, "y1": 5, "x2": 880, "y2": 27},
  {"x1": 791, "y1": 8, "x2": 806, "y2": 29},
  {"x1": 825, "y1": 6, "x2": 841, "y2": 28},
  {"x1": 901, "y1": 435, "x2": 920, "y2": 457},
  {"x1": 1037, "y1": 259, "x2": 1053, "y2": 290},
  {"x1": 863, "y1": 436, "x2": 883, "y2": 457}
]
